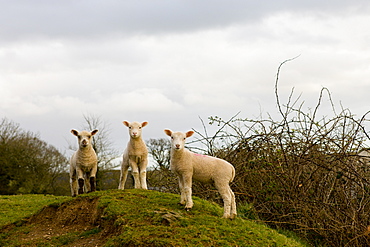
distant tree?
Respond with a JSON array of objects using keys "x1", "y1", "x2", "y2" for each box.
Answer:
[
  {"x1": 146, "y1": 138, "x2": 178, "y2": 192},
  {"x1": 146, "y1": 138, "x2": 171, "y2": 170},
  {"x1": 0, "y1": 118, "x2": 67, "y2": 194}
]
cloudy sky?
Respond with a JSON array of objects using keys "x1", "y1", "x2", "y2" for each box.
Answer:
[{"x1": 1, "y1": 0, "x2": 369, "y2": 157}]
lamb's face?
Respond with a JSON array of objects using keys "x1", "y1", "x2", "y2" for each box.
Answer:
[
  {"x1": 171, "y1": 132, "x2": 187, "y2": 150},
  {"x1": 123, "y1": 121, "x2": 148, "y2": 139},
  {"x1": 71, "y1": 129, "x2": 98, "y2": 148},
  {"x1": 164, "y1": 129, "x2": 194, "y2": 151}
]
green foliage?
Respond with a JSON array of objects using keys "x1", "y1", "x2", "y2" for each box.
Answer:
[
  {"x1": 237, "y1": 202, "x2": 259, "y2": 220},
  {"x1": 0, "y1": 118, "x2": 68, "y2": 195}
]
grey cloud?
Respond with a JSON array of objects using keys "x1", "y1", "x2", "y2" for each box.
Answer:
[{"x1": 0, "y1": 0, "x2": 369, "y2": 41}]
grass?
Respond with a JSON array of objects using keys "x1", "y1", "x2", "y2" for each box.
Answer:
[
  {"x1": 0, "y1": 194, "x2": 70, "y2": 227},
  {"x1": 0, "y1": 190, "x2": 310, "y2": 246}
]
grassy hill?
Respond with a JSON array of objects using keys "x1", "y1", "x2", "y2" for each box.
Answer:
[{"x1": 0, "y1": 190, "x2": 308, "y2": 246}]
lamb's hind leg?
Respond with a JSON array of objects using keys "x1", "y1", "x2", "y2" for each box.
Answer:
[
  {"x1": 84, "y1": 172, "x2": 91, "y2": 192},
  {"x1": 229, "y1": 187, "x2": 237, "y2": 219},
  {"x1": 139, "y1": 160, "x2": 148, "y2": 189},
  {"x1": 215, "y1": 181, "x2": 233, "y2": 219}
]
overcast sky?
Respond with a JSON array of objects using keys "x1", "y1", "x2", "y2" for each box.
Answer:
[{"x1": 1, "y1": 1, "x2": 369, "y2": 158}]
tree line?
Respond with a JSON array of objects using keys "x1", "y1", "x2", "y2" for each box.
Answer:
[{"x1": 0, "y1": 118, "x2": 67, "y2": 194}]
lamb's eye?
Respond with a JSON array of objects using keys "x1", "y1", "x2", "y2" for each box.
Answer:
[
  {"x1": 183, "y1": 138, "x2": 186, "y2": 140},
  {"x1": 139, "y1": 127, "x2": 142, "y2": 129}
]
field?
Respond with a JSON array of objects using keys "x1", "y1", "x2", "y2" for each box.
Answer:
[{"x1": 0, "y1": 190, "x2": 309, "y2": 246}]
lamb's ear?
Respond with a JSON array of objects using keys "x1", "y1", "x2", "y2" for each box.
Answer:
[
  {"x1": 123, "y1": 121, "x2": 130, "y2": 127},
  {"x1": 71, "y1": 129, "x2": 79, "y2": 136},
  {"x1": 141, "y1": 121, "x2": 148, "y2": 128},
  {"x1": 164, "y1": 129, "x2": 172, "y2": 137},
  {"x1": 91, "y1": 129, "x2": 98, "y2": 136},
  {"x1": 186, "y1": 131, "x2": 194, "y2": 138}
]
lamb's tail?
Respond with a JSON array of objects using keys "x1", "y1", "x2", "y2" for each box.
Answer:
[{"x1": 230, "y1": 164, "x2": 236, "y2": 183}]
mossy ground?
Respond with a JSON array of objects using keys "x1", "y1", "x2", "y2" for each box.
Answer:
[
  {"x1": 0, "y1": 190, "x2": 309, "y2": 246},
  {"x1": 0, "y1": 194, "x2": 70, "y2": 227}
]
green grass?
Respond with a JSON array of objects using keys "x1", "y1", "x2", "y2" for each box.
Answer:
[
  {"x1": 0, "y1": 190, "x2": 310, "y2": 246},
  {"x1": 0, "y1": 194, "x2": 70, "y2": 227},
  {"x1": 92, "y1": 190, "x2": 307, "y2": 246}
]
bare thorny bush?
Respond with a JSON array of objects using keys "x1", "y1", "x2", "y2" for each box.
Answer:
[
  {"x1": 148, "y1": 58, "x2": 370, "y2": 246},
  {"x1": 195, "y1": 59, "x2": 370, "y2": 246}
]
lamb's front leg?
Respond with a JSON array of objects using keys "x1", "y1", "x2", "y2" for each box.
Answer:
[
  {"x1": 178, "y1": 176, "x2": 186, "y2": 205},
  {"x1": 89, "y1": 166, "x2": 98, "y2": 192},
  {"x1": 119, "y1": 159, "x2": 129, "y2": 190},
  {"x1": 76, "y1": 168, "x2": 85, "y2": 195},
  {"x1": 182, "y1": 174, "x2": 193, "y2": 211},
  {"x1": 70, "y1": 169, "x2": 78, "y2": 197},
  {"x1": 130, "y1": 161, "x2": 141, "y2": 189},
  {"x1": 139, "y1": 159, "x2": 148, "y2": 189}
]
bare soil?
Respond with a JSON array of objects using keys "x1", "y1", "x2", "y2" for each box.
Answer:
[{"x1": 1, "y1": 197, "x2": 117, "y2": 247}]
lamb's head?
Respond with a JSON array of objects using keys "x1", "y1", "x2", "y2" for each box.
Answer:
[
  {"x1": 164, "y1": 129, "x2": 194, "y2": 150},
  {"x1": 71, "y1": 129, "x2": 98, "y2": 149},
  {"x1": 123, "y1": 121, "x2": 148, "y2": 139}
]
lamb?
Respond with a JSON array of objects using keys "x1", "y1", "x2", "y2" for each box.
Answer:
[
  {"x1": 164, "y1": 129, "x2": 237, "y2": 219},
  {"x1": 119, "y1": 121, "x2": 149, "y2": 190},
  {"x1": 70, "y1": 129, "x2": 99, "y2": 197}
]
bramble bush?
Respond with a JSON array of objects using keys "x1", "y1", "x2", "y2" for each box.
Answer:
[{"x1": 148, "y1": 59, "x2": 370, "y2": 246}]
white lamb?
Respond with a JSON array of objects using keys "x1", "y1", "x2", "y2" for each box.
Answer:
[
  {"x1": 164, "y1": 129, "x2": 237, "y2": 219},
  {"x1": 119, "y1": 121, "x2": 149, "y2": 190},
  {"x1": 70, "y1": 129, "x2": 99, "y2": 197}
]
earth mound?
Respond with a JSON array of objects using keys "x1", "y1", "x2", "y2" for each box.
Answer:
[
  {"x1": 2, "y1": 196, "x2": 114, "y2": 246},
  {"x1": 0, "y1": 190, "x2": 306, "y2": 247}
]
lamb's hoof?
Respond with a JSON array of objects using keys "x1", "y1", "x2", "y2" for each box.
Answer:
[
  {"x1": 185, "y1": 207, "x2": 192, "y2": 211},
  {"x1": 222, "y1": 214, "x2": 236, "y2": 219}
]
